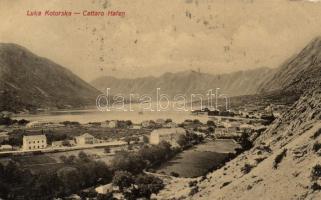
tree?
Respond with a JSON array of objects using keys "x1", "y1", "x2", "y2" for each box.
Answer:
[
  {"x1": 112, "y1": 151, "x2": 146, "y2": 174},
  {"x1": 193, "y1": 119, "x2": 201, "y2": 124},
  {"x1": 208, "y1": 127, "x2": 215, "y2": 133},
  {"x1": 97, "y1": 193, "x2": 114, "y2": 200},
  {"x1": 57, "y1": 167, "x2": 81, "y2": 194},
  {"x1": 60, "y1": 155, "x2": 76, "y2": 164},
  {"x1": 124, "y1": 136, "x2": 139, "y2": 145},
  {"x1": 124, "y1": 136, "x2": 132, "y2": 145},
  {"x1": 112, "y1": 171, "x2": 134, "y2": 191},
  {"x1": 177, "y1": 134, "x2": 188, "y2": 147},
  {"x1": 134, "y1": 174, "x2": 164, "y2": 198},
  {"x1": 18, "y1": 119, "x2": 29, "y2": 125},
  {"x1": 206, "y1": 120, "x2": 215, "y2": 127},
  {"x1": 31, "y1": 172, "x2": 62, "y2": 199},
  {"x1": 142, "y1": 135, "x2": 149, "y2": 143},
  {"x1": 78, "y1": 151, "x2": 91, "y2": 162},
  {"x1": 104, "y1": 147, "x2": 111, "y2": 153},
  {"x1": 125, "y1": 120, "x2": 133, "y2": 127}
]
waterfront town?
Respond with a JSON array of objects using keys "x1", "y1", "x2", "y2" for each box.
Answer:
[
  {"x1": 0, "y1": 104, "x2": 281, "y2": 154},
  {"x1": 0, "y1": 104, "x2": 281, "y2": 199}
]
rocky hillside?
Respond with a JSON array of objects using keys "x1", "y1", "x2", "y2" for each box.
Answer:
[
  {"x1": 155, "y1": 88, "x2": 321, "y2": 200},
  {"x1": 0, "y1": 43, "x2": 100, "y2": 112},
  {"x1": 91, "y1": 67, "x2": 275, "y2": 98},
  {"x1": 259, "y1": 36, "x2": 321, "y2": 96},
  {"x1": 154, "y1": 36, "x2": 321, "y2": 200}
]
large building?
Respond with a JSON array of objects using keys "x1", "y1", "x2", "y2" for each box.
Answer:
[
  {"x1": 149, "y1": 128, "x2": 186, "y2": 146},
  {"x1": 22, "y1": 135, "x2": 47, "y2": 151},
  {"x1": 75, "y1": 133, "x2": 95, "y2": 145}
]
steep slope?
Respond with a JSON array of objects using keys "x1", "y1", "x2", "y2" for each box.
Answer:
[
  {"x1": 156, "y1": 89, "x2": 321, "y2": 200},
  {"x1": 91, "y1": 67, "x2": 275, "y2": 98},
  {"x1": 259, "y1": 36, "x2": 321, "y2": 96},
  {"x1": 0, "y1": 43, "x2": 100, "y2": 112},
  {"x1": 154, "y1": 36, "x2": 321, "y2": 200}
]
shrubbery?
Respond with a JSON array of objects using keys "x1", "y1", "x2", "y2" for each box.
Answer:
[
  {"x1": 311, "y1": 164, "x2": 321, "y2": 181},
  {"x1": 312, "y1": 128, "x2": 321, "y2": 139},
  {"x1": 112, "y1": 170, "x2": 164, "y2": 199},
  {"x1": 273, "y1": 149, "x2": 287, "y2": 169},
  {"x1": 313, "y1": 142, "x2": 321, "y2": 152},
  {"x1": 177, "y1": 132, "x2": 204, "y2": 149},
  {"x1": 241, "y1": 163, "x2": 254, "y2": 174},
  {"x1": 189, "y1": 186, "x2": 199, "y2": 196},
  {"x1": 170, "y1": 172, "x2": 180, "y2": 177},
  {"x1": 0, "y1": 152, "x2": 112, "y2": 200}
]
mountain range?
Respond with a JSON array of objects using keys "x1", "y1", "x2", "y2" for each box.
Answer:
[
  {"x1": 91, "y1": 67, "x2": 276, "y2": 98},
  {"x1": 92, "y1": 36, "x2": 321, "y2": 105},
  {"x1": 0, "y1": 43, "x2": 100, "y2": 112},
  {"x1": 1, "y1": 36, "x2": 321, "y2": 112}
]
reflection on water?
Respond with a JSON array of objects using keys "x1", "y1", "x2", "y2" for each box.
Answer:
[{"x1": 13, "y1": 105, "x2": 209, "y2": 124}]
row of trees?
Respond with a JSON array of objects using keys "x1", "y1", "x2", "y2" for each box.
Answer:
[
  {"x1": 111, "y1": 141, "x2": 178, "y2": 174},
  {"x1": 0, "y1": 115, "x2": 29, "y2": 126},
  {"x1": 0, "y1": 152, "x2": 112, "y2": 200}
]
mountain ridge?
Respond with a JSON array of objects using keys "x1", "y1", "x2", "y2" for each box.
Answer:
[
  {"x1": 154, "y1": 36, "x2": 321, "y2": 200},
  {"x1": 0, "y1": 43, "x2": 100, "y2": 112},
  {"x1": 91, "y1": 67, "x2": 276, "y2": 98}
]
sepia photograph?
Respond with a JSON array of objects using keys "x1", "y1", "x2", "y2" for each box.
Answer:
[{"x1": 1, "y1": 0, "x2": 321, "y2": 199}]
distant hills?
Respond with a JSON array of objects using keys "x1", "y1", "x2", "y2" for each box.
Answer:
[
  {"x1": 0, "y1": 43, "x2": 100, "y2": 112},
  {"x1": 91, "y1": 67, "x2": 276, "y2": 99}
]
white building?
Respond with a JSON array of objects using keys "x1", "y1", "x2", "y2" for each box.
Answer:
[
  {"x1": 0, "y1": 144, "x2": 13, "y2": 151},
  {"x1": 0, "y1": 132, "x2": 9, "y2": 143},
  {"x1": 75, "y1": 133, "x2": 95, "y2": 145},
  {"x1": 22, "y1": 135, "x2": 47, "y2": 151},
  {"x1": 108, "y1": 120, "x2": 118, "y2": 128},
  {"x1": 95, "y1": 183, "x2": 113, "y2": 194},
  {"x1": 141, "y1": 120, "x2": 155, "y2": 128},
  {"x1": 164, "y1": 122, "x2": 178, "y2": 128},
  {"x1": 52, "y1": 140, "x2": 76, "y2": 148},
  {"x1": 150, "y1": 128, "x2": 186, "y2": 146},
  {"x1": 131, "y1": 124, "x2": 142, "y2": 129},
  {"x1": 155, "y1": 119, "x2": 166, "y2": 125}
]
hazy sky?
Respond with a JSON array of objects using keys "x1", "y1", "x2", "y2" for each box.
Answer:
[{"x1": 1, "y1": 0, "x2": 321, "y2": 81}]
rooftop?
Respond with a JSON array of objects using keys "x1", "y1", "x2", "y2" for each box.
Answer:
[
  {"x1": 77, "y1": 133, "x2": 94, "y2": 138},
  {"x1": 23, "y1": 135, "x2": 46, "y2": 140}
]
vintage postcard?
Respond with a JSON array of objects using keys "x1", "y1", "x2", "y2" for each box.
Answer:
[{"x1": 1, "y1": 0, "x2": 321, "y2": 199}]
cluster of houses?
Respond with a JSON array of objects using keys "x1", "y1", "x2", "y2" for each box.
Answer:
[
  {"x1": 99, "y1": 119, "x2": 178, "y2": 129},
  {"x1": 26, "y1": 121, "x2": 64, "y2": 129},
  {"x1": 19, "y1": 132, "x2": 107, "y2": 151},
  {"x1": 0, "y1": 114, "x2": 265, "y2": 153}
]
